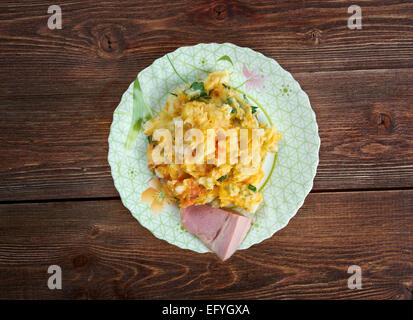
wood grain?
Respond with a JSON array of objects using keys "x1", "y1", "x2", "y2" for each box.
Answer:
[
  {"x1": 300, "y1": 68, "x2": 413, "y2": 191},
  {"x1": 0, "y1": 190, "x2": 411, "y2": 299},
  {"x1": 1, "y1": 0, "x2": 413, "y2": 82}
]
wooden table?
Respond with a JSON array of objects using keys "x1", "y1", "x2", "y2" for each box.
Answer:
[{"x1": 0, "y1": 0, "x2": 412, "y2": 300}]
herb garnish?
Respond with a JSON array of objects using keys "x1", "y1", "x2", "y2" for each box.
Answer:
[
  {"x1": 187, "y1": 81, "x2": 210, "y2": 101},
  {"x1": 217, "y1": 175, "x2": 228, "y2": 182},
  {"x1": 224, "y1": 97, "x2": 233, "y2": 105},
  {"x1": 190, "y1": 81, "x2": 207, "y2": 94},
  {"x1": 248, "y1": 184, "x2": 257, "y2": 192},
  {"x1": 216, "y1": 55, "x2": 234, "y2": 66},
  {"x1": 125, "y1": 77, "x2": 153, "y2": 150},
  {"x1": 167, "y1": 54, "x2": 187, "y2": 84},
  {"x1": 231, "y1": 107, "x2": 237, "y2": 114},
  {"x1": 251, "y1": 106, "x2": 258, "y2": 114}
]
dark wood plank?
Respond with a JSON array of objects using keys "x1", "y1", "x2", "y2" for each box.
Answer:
[
  {"x1": 0, "y1": 68, "x2": 412, "y2": 201},
  {"x1": 0, "y1": 190, "x2": 411, "y2": 299},
  {"x1": 1, "y1": 0, "x2": 413, "y2": 92},
  {"x1": 300, "y1": 68, "x2": 413, "y2": 191}
]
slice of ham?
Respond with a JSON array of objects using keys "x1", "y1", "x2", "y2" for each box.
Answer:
[{"x1": 181, "y1": 205, "x2": 252, "y2": 261}]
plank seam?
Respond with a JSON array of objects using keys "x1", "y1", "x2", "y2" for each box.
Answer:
[{"x1": 0, "y1": 187, "x2": 412, "y2": 205}]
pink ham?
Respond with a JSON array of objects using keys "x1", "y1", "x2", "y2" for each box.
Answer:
[{"x1": 181, "y1": 205, "x2": 252, "y2": 261}]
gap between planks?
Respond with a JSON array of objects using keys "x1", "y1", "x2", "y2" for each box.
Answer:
[{"x1": 0, "y1": 187, "x2": 412, "y2": 205}]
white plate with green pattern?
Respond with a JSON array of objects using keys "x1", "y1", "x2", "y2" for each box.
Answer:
[{"x1": 108, "y1": 43, "x2": 320, "y2": 253}]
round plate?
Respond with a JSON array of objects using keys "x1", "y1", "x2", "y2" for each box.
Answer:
[{"x1": 108, "y1": 43, "x2": 320, "y2": 252}]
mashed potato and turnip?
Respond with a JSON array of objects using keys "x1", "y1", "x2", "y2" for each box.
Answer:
[{"x1": 143, "y1": 71, "x2": 281, "y2": 213}]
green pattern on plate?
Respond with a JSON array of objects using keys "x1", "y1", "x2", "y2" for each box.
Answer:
[{"x1": 108, "y1": 43, "x2": 320, "y2": 253}]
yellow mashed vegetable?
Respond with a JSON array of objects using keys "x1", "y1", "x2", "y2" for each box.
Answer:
[{"x1": 143, "y1": 71, "x2": 282, "y2": 213}]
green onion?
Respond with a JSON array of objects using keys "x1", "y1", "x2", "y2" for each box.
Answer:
[
  {"x1": 125, "y1": 77, "x2": 153, "y2": 150},
  {"x1": 167, "y1": 54, "x2": 187, "y2": 84},
  {"x1": 224, "y1": 97, "x2": 233, "y2": 105},
  {"x1": 251, "y1": 106, "x2": 258, "y2": 114},
  {"x1": 248, "y1": 184, "x2": 257, "y2": 192},
  {"x1": 217, "y1": 175, "x2": 228, "y2": 182},
  {"x1": 216, "y1": 55, "x2": 233, "y2": 66},
  {"x1": 222, "y1": 83, "x2": 231, "y2": 89},
  {"x1": 231, "y1": 107, "x2": 237, "y2": 114}
]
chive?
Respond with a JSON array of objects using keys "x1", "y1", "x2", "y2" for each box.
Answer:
[
  {"x1": 251, "y1": 106, "x2": 258, "y2": 114},
  {"x1": 248, "y1": 184, "x2": 257, "y2": 192},
  {"x1": 224, "y1": 97, "x2": 233, "y2": 105},
  {"x1": 217, "y1": 55, "x2": 234, "y2": 66},
  {"x1": 217, "y1": 175, "x2": 228, "y2": 182},
  {"x1": 222, "y1": 83, "x2": 231, "y2": 89},
  {"x1": 231, "y1": 107, "x2": 237, "y2": 114},
  {"x1": 147, "y1": 135, "x2": 152, "y2": 143},
  {"x1": 170, "y1": 92, "x2": 178, "y2": 97},
  {"x1": 167, "y1": 54, "x2": 187, "y2": 84}
]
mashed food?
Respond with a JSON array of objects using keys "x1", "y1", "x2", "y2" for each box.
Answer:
[{"x1": 143, "y1": 71, "x2": 281, "y2": 213}]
